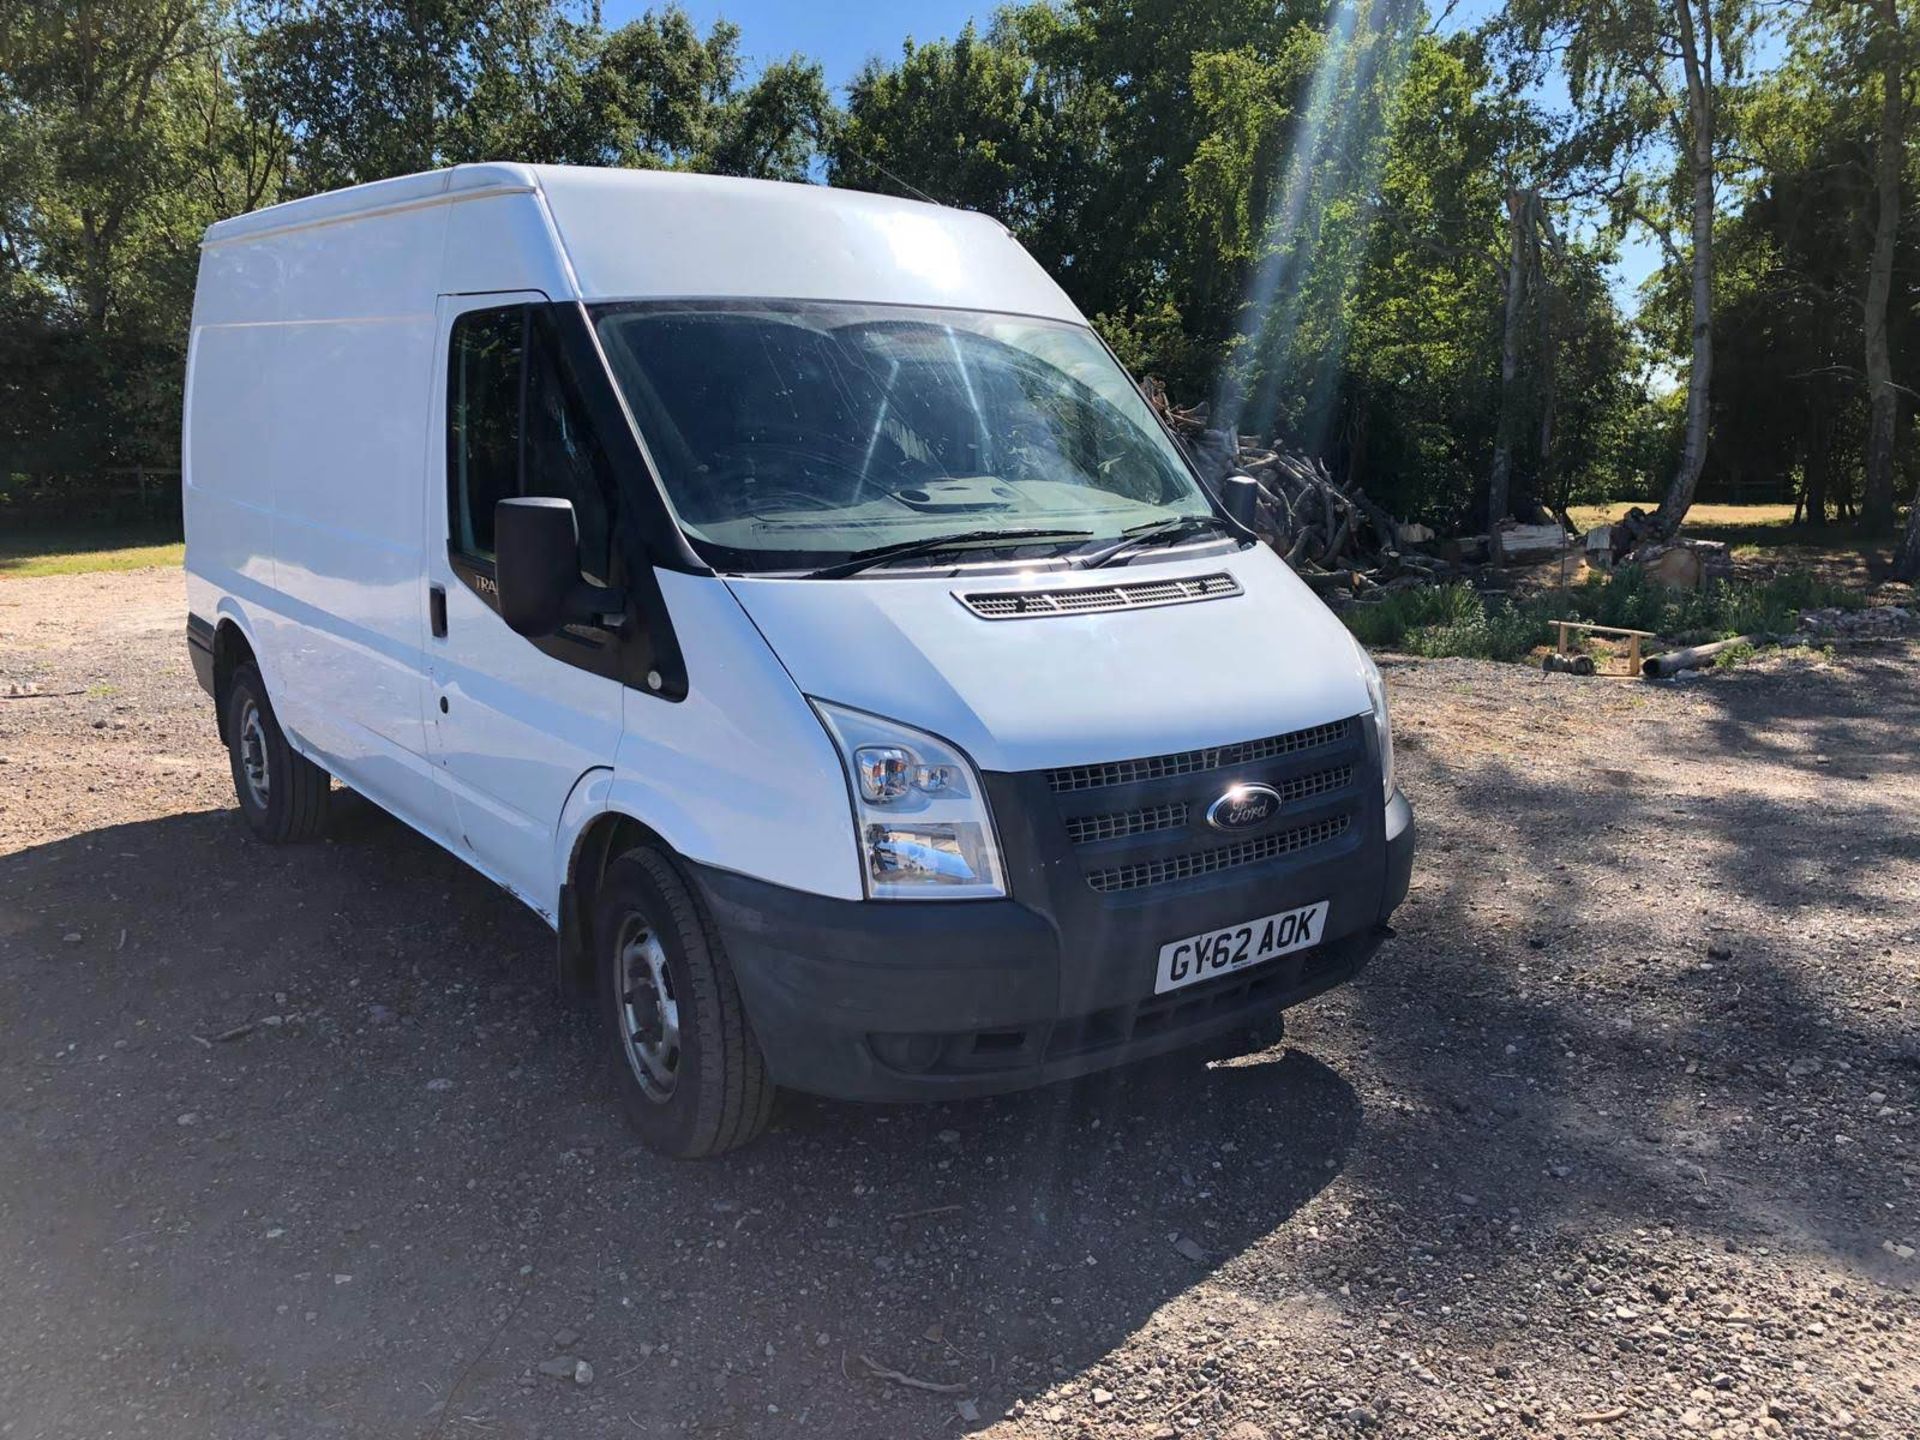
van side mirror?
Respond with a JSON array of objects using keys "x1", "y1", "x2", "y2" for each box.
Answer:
[
  {"x1": 494, "y1": 497, "x2": 625, "y2": 637},
  {"x1": 1220, "y1": 474, "x2": 1262, "y2": 531}
]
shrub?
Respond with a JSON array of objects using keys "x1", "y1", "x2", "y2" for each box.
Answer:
[
  {"x1": 1342, "y1": 583, "x2": 1483, "y2": 650},
  {"x1": 1342, "y1": 582, "x2": 1547, "y2": 662},
  {"x1": 1713, "y1": 641, "x2": 1759, "y2": 671},
  {"x1": 1341, "y1": 565, "x2": 1861, "y2": 662}
]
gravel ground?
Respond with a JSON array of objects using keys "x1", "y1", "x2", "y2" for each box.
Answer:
[{"x1": 1, "y1": 566, "x2": 1916, "y2": 1440}]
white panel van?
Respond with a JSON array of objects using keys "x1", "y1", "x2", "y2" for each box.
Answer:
[{"x1": 183, "y1": 164, "x2": 1413, "y2": 1156}]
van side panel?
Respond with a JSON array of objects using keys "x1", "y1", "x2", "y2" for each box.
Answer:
[
  {"x1": 183, "y1": 322, "x2": 278, "y2": 597},
  {"x1": 258, "y1": 201, "x2": 451, "y2": 835},
  {"x1": 184, "y1": 235, "x2": 290, "y2": 650}
]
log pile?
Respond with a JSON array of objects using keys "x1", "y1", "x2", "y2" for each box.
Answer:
[{"x1": 1141, "y1": 379, "x2": 1425, "y2": 593}]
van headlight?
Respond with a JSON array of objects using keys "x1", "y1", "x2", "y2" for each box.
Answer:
[
  {"x1": 810, "y1": 700, "x2": 1007, "y2": 900},
  {"x1": 1356, "y1": 643, "x2": 1396, "y2": 800}
]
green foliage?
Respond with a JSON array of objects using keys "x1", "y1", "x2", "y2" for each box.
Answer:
[
  {"x1": 247, "y1": 1, "x2": 834, "y2": 187},
  {"x1": 1342, "y1": 581, "x2": 1480, "y2": 647},
  {"x1": 1342, "y1": 582, "x2": 1549, "y2": 660},
  {"x1": 1343, "y1": 564, "x2": 1860, "y2": 660},
  {"x1": 1554, "y1": 564, "x2": 1857, "y2": 638},
  {"x1": 0, "y1": 0, "x2": 260, "y2": 470},
  {"x1": 1694, "y1": 4, "x2": 1920, "y2": 521},
  {"x1": 1713, "y1": 640, "x2": 1760, "y2": 670},
  {"x1": 0, "y1": 0, "x2": 1909, "y2": 544},
  {"x1": 834, "y1": 11, "x2": 1653, "y2": 528},
  {"x1": 0, "y1": 1, "x2": 833, "y2": 479}
]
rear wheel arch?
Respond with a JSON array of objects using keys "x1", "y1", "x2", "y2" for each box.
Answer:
[
  {"x1": 222, "y1": 658, "x2": 331, "y2": 843},
  {"x1": 210, "y1": 619, "x2": 257, "y2": 744}
]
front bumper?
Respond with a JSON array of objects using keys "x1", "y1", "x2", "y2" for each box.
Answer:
[{"x1": 692, "y1": 785, "x2": 1414, "y2": 1102}]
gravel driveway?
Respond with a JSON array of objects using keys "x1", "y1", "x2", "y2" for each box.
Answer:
[{"x1": 2, "y1": 567, "x2": 1916, "y2": 1439}]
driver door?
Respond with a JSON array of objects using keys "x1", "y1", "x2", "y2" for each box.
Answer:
[{"x1": 423, "y1": 293, "x2": 626, "y2": 917}]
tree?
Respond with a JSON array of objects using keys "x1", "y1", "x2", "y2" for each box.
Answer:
[
  {"x1": 247, "y1": 0, "x2": 523, "y2": 189},
  {"x1": 1856, "y1": 0, "x2": 1909, "y2": 535},
  {"x1": 829, "y1": 18, "x2": 1073, "y2": 236},
  {"x1": 706, "y1": 56, "x2": 833, "y2": 182},
  {"x1": 1486, "y1": 189, "x2": 1531, "y2": 544},
  {"x1": 1898, "y1": 476, "x2": 1920, "y2": 580},
  {"x1": 1500, "y1": 0, "x2": 1763, "y2": 541},
  {"x1": 247, "y1": 2, "x2": 831, "y2": 189},
  {"x1": 1684, "y1": 4, "x2": 1917, "y2": 537},
  {"x1": 2, "y1": 0, "x2": 221, "y2": 329},
  {"x1": 0, "y1": 0, "x2": 268, "y2": 472}
]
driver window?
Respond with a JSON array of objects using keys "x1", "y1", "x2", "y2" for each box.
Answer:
[
  {"x1": 447, "y1": 306, "x2": 614, "y2": 582},
  {"x1": 524, "y1": 320, "x2": 612, "y2": 583}
]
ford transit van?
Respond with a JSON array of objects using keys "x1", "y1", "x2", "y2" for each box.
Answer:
[{"x1": 183, "y1": 164, "x2": 1413, "y2": 1156}]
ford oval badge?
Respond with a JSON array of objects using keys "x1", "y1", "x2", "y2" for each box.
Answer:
[{"x1": 1206, "y1": 782, "x2": 1283, "y2": 832}]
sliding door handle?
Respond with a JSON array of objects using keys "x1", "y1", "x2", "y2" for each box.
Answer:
[{"x1": 429, "y1": 584, "x2": 448, "y2": 639}]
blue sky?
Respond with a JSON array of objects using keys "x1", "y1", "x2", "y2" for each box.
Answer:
[
  {"x1": 601, "y1": 1, "x2": 1680, "y2": 301},
  {"x1": 600, "y1": 2, "x2": 989, "y2": 85}
]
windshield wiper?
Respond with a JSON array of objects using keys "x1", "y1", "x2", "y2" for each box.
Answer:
[
  {"x1": 1075, "y1": 514, "x2": 1235, "y2": 570},
  {"x1": 804, "y1": 527, "x2": 1095, "y2": 579}
]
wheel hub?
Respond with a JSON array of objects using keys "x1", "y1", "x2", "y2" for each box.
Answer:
[
  {"x1": 238, "y1": 701, "x2": 270, "y2": 809},
  {"x1": 616, "y1": 919, "x2": 680, "y2": 1103}
]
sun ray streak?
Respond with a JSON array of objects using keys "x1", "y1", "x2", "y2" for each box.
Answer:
[{"x1": 1216, "y1": 0, "x2": 1423, "y2": 454}]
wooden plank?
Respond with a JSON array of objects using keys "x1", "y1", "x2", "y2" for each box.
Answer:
[{"x1": 1552, "y1": 620, "x2": 1658, "y2": 637}]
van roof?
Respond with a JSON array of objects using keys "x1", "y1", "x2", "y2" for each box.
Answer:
[
  {"x1": 200, "y1": 163, "x2": 997, "y2": 248},
  {"x1": 200, "y1": 163, "x2": 540, "y2": 246},
  {"x1": 198, "y1": 164, "x2": 1080, "y2": 324}
]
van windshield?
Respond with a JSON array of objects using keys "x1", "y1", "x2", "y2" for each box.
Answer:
[{"x1": 591, "y1": 300, "x2": 1215, "y2": 574}]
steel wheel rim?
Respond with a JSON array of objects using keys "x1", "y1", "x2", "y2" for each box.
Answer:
[
  {"x1": 616, "y1": 915, "x2": 680, "y2": 1103},
  {"x1": 238, "y1": 701, "x2": 270, "y2": 810}
]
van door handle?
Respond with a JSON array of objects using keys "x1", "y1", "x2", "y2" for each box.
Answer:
[{"x1": 429, "y1": 584, "x2": 448, "y2": 639}]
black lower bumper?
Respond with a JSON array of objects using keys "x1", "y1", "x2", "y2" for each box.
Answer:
[
  {"x1": 692, "y1": 787, "x2": 1414, "y2": 1102},
  {"x1": 186, "y1": 615, "x2": 217, "y2": 698}
]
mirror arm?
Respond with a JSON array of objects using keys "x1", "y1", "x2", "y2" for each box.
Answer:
[{"x1": 564, "y1": 582, "x2": 630, "y2": 634}]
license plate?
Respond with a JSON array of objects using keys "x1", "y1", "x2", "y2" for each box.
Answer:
[{"x1": 1154, "y1": 901, "x2": 1330, "y2": 995}]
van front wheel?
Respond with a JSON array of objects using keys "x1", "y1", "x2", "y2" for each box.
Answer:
[
  {"x1": 223, "y1": 663, "x2": 331, "y2": 843},
  {"x1": 593, "y1": 848, "x2": 775, "y2": 1158}
]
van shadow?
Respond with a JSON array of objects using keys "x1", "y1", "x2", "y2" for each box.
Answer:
[{"x1": 0, "y1": 797, "x2": 1359, "y2": 1440}]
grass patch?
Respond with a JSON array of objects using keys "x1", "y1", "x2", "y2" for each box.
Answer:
[
  {"x1": 1569, "y1": 501, "x2": 1800, "y2": 532},
  {"x1": 0, "y1": 526, "x2": 184, "y2": 578},
  {"x1": 1345, "y1": 566, "x2": 1864, "y2": 661},
  {"x1": 1567, "y1": 501, "x2": 1885, "y2": 555}
]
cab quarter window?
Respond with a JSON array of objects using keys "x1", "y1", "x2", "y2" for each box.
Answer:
[
  {"x1": 448, "y1": 308, "x2": 520, "y2": 558},
  {"x1": 447, "y1": 306, "x2": 613, "y2": 582}
]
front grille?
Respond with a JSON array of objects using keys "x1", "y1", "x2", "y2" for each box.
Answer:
[
  {"x1": 958, "y1": 572, "x2": 1240, "y2": 620},
  {"x1": 1085, "y1": 814, "x2": 1352, "y2": 894},
  {"x1": 1062, "y1": 763, "x2": 1354, "y2": 847},
  {"x1": 1064, "y1": 801, "x2": 1189, "y2": 846},
  {"x1": 1047, "y1": 719, "x2": 1351, "y2": 794},
  {"x1": 1279, "y1": 763, "x2": 1354, "y2": 805}
]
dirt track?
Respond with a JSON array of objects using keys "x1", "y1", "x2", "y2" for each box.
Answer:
[{"x1": 2, "y1": 566, "x2": 1916, "y2": 1440}]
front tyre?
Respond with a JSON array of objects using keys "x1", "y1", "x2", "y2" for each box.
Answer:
[
  {"x1": 224, "y1": 662, "x2": 331, "y2": 843},
  {"x1": 593, "y1": 848, "x2": 775, "y2": 1157}
]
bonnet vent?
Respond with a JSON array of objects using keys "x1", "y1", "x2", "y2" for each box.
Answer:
[{"x1": 956, "y1": 572, "x2": 1241, "y2": 620}]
